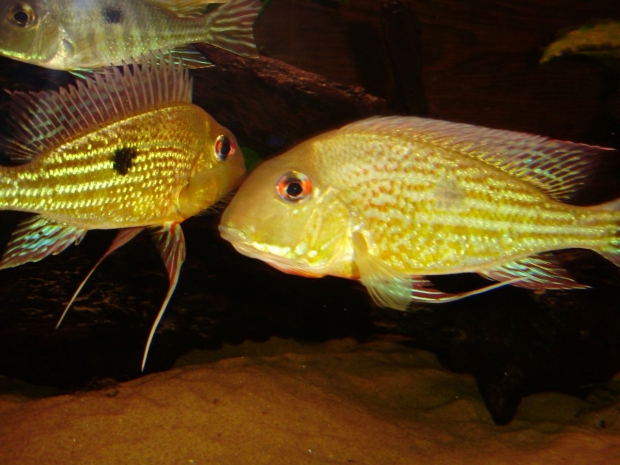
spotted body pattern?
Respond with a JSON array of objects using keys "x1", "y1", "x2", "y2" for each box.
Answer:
[
  {"x1": 220, "y1": 116, "x2": 620, "y2": 310},
  {"x1": 0, "y1": 53, "x2": 245, "y2": 368},
  {"x1": 0, "y1": 0, "x2": 262, "y2": 72}
]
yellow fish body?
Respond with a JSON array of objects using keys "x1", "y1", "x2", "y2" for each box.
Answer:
[
  {"x1": 0, "y1": 53, "x2": 245, "y2": 368},
  {"x1": 219, "y1": 116, "x2": 620, "y2": 310},
  {"x1": 0, "y1": 0, "x2": 261, "y2": 72}
]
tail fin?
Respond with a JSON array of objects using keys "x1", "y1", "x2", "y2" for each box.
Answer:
[
  {"x1": 597, "y1": 198, "x2": 620, "y2": 267},
  {"x1": 204, "y1": 0, "x2": 261, "y2": 57}
]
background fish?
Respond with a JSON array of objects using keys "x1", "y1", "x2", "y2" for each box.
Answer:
[
  {"x1": 0, "y1": 0, "x2": 261, "y2": 72},
  {"x1": 219, "y1": 116, "x2": 620, "y2": 311},
  {"x1": 0, "y1": 53, "x2": 246, "y2": 368}
]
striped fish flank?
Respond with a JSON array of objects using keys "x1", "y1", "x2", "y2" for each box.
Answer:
[
  {"x1": 219, "y1": 116, "x2": 620, "y2": 310},
  {"x1": 0, "y1": 52, "x2": 246, "y2": 369}
]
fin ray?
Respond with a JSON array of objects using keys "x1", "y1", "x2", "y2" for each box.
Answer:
[
  {"x1": 1, "y1": 52, "x2": 192, "y2": 162},
  {"x1": 479, "y1": 253, "x2": 589, "y2": 290},
  {"x1": 0, "y1": 216, "x2": 87, "y2": 269},
  {"x1": 204, "y1": 0, "x2": 261, "y2": 58},
  {"x1": 353, "y1": 232, "x2": 519, "y2": 309},
  {"x1": 143, "y1": 223, "x2": 186, "y2": 370},
  {"x1": 148, "y1": 0, "x2": 227, "y2": 18},
  {"x1": 340, "y1": 116, "x2": 613, "y2": 202},
  {"x1": 56, "y1": 228, "x2": 144, "y2": 328}
]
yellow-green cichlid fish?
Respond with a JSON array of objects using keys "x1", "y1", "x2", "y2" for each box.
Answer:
[
  {"x1": 219, "y1": 116, "x2": 620, "y2": 310},
  {"x1": 0, "y1": 52, "x2": 246, "y2": 369},
  {"x1": 0, "y1": 0, "x2": 262, "y2": 73}
]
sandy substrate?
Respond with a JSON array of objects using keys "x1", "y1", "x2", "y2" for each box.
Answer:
[{"x1": 0, "y1": 338, "x2": 618, "y2": 464}]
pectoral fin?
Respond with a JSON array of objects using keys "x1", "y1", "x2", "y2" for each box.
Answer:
[
  {"x1": 0, "y1": 216, "x2": 87, "y2": 269},
  {"x1": 353, "y1": 232, "x2": 521, "y2": 310},
  {"x1": 478, "y1": 254, "x2": 589, "y2": 290},
  {"x1": 56, "y1": 227, "x2": 144, "y2": 328},
  {"x1": 143, "y1": 223, "x2": 186, "y2": 370}
]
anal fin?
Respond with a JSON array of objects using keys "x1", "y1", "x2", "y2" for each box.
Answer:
[
  {"x1": 143, "y1": 223, "x2": 186, "y2": 371},
  {"x1": 56, "y1": 227, "x2": 144, "y2": 328},
  {"x1": 0, "y1": 216, "x2": 87, "y2": 269},
  {"x1": 353, "y1": 232, "x2": 518, "y2": 310},
  {"x1": 479, "y1": 253, "x2": 589, "y2": 290}
]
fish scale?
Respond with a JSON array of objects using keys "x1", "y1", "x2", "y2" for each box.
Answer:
[
  {"x1": 0, "y1": 53, "x2": 246, "y2": 369},
  {"x1": 332, "y1": 138, "x2": 614, "y2": 274},
  {"x1": 220, "y1": 115, "x2": 620, "y2": 310},
  {"x1": 0, "y1": 107, "x2": 203, "y2": 228},
  {"x1": 0, "y1": 0, "x2": 262, "y2": 72}
]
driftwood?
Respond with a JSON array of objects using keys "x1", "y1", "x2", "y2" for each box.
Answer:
[{"x1": 194, "y1": 43, "x2": 387, "y2": 156}]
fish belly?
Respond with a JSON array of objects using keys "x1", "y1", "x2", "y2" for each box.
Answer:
[{"x1": 0, "y1": 106, "x2": 205, "y2": 229}]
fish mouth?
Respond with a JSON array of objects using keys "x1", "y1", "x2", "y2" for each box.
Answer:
[{"x1": 218, "y1": 225, "x2": 322, "y2": 277}]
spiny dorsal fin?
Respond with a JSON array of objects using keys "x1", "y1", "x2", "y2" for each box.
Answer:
[
  {"x1": 341, "y1": 116, "x2": 615, "y2": 202},
  {"x1": 1, "y1": 51, "x2": 192, "y2": 163}
]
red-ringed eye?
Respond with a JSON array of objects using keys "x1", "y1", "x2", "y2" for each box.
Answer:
[
  {"x1": 277, "y1": 171, "x2": 312, "y2": 203},
  {"x1": 8, "y1": 3, "x2": 35, "y2": 27},
  {"x1": 215, "y1": 134, "x2": 234, "y2": 161}
]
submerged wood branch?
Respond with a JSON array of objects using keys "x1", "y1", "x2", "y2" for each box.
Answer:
[{"x1": 194, "y1": 44, "x2": 387, "y2": 156}]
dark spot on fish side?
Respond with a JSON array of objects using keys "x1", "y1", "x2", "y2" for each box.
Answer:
[
  {"x1": 114, "y1": 147, "x2": 137, "y2": 175},
  {"x1": 102, "y1": 6, "x2": 123, "y2": 24}
]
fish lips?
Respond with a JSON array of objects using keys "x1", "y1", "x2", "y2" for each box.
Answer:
[{"x1": 219, "y1": 224, "x2": 323, "y2": 278}]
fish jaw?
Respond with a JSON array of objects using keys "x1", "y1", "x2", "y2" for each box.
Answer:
[
  {"x1": 218, "y1": 143, "x2": 359, "y2": 280},
  {"x1": 219, "y1": 224, "x2": 333, "y2": 278},
  {"x1": 0, "y1": 4, "x2": 62, "y2": 66}
]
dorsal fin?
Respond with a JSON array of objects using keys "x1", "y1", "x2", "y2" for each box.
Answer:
[
  {"x1": 1, "y1": 51, "x2": 193, "y2": 162},
  {"x1": 147, "y1": 0, "x2": 225, "y2": 18},
  {"x1": 340, "y1": 116, "x2": 615, "y2": 202}
]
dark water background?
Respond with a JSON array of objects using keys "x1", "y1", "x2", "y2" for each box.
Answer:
[{"x1": 0, "y1": 0, "x2": 619, "y2": 425}]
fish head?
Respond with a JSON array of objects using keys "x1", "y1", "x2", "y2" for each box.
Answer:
[
  {"x1": 219, "y1": 139, "x2": 353, "y2": 278},
  {"x1": 177, "y1": 113, "x2": 246, "y2": 219},
  {"x1": 0, "y1": 0, "x2": 63, "y2": 65}
]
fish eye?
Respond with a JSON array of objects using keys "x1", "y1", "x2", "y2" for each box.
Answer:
[
  {"x1": 7, "y1": 3, "x2": 35, "y2": 27},
  {"x1": 277, "y1": 171, "x2": 312, "y2": 203},
  {"x1": 215, "y1": 134, "x2": 234, "y2": 161}
]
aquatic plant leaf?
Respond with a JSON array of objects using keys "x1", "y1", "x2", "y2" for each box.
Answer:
[
  {"x1": 541, "y1": 20, "x2": 620, "y2": 73},
  {"x1": 240, "y1": 145, "x2": 264, "y2": 173}
]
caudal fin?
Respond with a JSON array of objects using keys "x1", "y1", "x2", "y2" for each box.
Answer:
[
  {"x1": 597, "y1": 198, "x2": 620, "y2": 267},
  {"x1": 205, "y1": 0, "x2": 262, "y2": 57}
]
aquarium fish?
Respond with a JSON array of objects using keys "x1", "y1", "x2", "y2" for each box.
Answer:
[
  {"x1": 219, "y1": 116, "x2": 620, "y2": 310},
  {"x1": 0, "y1": 0, "x2": 262, "y2": 72},
  {"x1": 0, "y1": 52, "x2": 245, "y2": 369}
]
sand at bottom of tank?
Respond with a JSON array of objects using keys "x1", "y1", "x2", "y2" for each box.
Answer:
[{"x1": 0, "y1": 337, "x2": 618, "y2": 464}]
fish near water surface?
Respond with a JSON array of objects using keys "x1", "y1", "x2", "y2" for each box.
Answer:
[
  {"x1": 0, "y1": 52, "x2": 246, "y2": 368},
  {"x1": 219, "y1": 116, "x2": 620, "y2": 310},
  {"x1": 0, "y1": 0, "x2": 262, "y2": 72}
]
